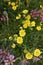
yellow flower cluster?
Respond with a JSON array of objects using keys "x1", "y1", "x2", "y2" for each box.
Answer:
[
  {"x1": 25, "y1": 15, "x2": 31, "y2": 20},
  {"x1": 8, "y1": 28, "x2": 26, "y2": 45},
  {"x1": 23, "y1": 48, "x2": 41, "y2": 60},
  {"x1": 8, "y1": 1, "x2": 18, "y2": 11},
  {"x1": 7, "y1": 5, "x2": 42, "y2": 60},
  {"x1": 16, "y1": 29, "x2": 26, "y2": 44},
  {"x1": 22, "y1": 20, "x2": 36, "y2": 29},
  {"x1": 22, "y1": 14, "x2": 36, "y2": 29},
  {"x1": 22, "y1": 19, "x2": 42, "y2": 31},
  {"x1": 22, "y1": 15, "x2": 31, "y2": 28},
  {"x1": 22, "y1": 12, "x2": 42, "y2": 31},
  {"x1": 8, "y1": 36, "x2": 16, "y2": 48},
  {"x1": 22, "y1": 20, "x2": 30, "y2": 28}
]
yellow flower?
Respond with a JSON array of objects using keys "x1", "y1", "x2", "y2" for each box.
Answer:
[
  {"x1": 11, "y1": 2, "x2": 15, "y2": 6},
  {"x1": 36, "y1": 26, "x2": 41, "y2": 31},
  {"x1": 12, "y1": 6, "x2": 17, "y2": 10},
  {"x1": 40, "y1": 5, "x2": 43, "y2": 8},
  {"x1": 11, "y1": 43, "x2": 16, "y2": 48},
  {"x1": 19, "y1": 27, "x2": 23, "y2": 29},
  {"x1": 19, "y1": 29, "x2": 26, "y2": 37},
  {"x1": 18, "y1": 14, "x2": 21, "y2": 17},
  {"x1": 23, "y1": 23, "x2": 28, "y2": 28},
  {"x1": 8, "y1": 2, "x2": 11, "y2": 5},
  {"x1": 16, "y1": 14, "x2": 21, "y2": 19},
  {"x1": 22, "y1": 9, "x2": 28, "y2": 14},
  {"x1": 9, "y1": 36, "x2": 13, "y2": 41},
  {"x1": 17, "y1": 37, "x2": 23, "y2": 44},
  {"x1": 16, "y1": 16, "x2": 20, "y2": 19},
  {"x1": 25, "y1": 52, "x2": 33, "y2": 59},
  {"x1": 26, "y1": 15, "x2": 31, "y2": 20},
  {"x1": 27, "y1": 20, "x2": 30, "y2": 26},
  {"x1": 31, "y1": 21, "x2": 36, "y2": 27},
  {"x1": 34, "y1": 49, "x2": 41, "y2": 57},
  {"x1": 22, "y1": 20, "x2": 30, "y2": 28}
]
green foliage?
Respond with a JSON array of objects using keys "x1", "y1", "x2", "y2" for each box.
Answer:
[{"x1": 0, "y1": 0, "x2": 43, "y2": 65}]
